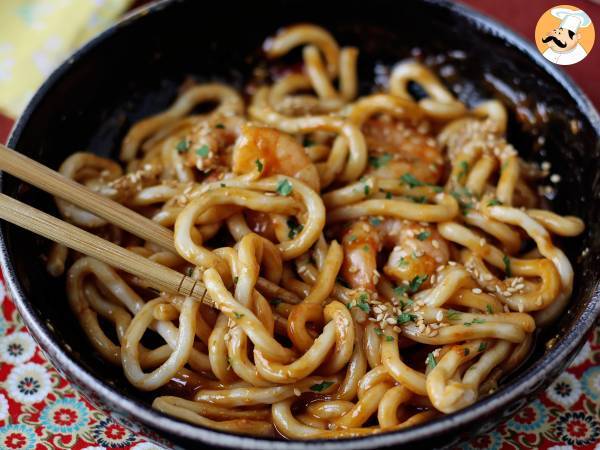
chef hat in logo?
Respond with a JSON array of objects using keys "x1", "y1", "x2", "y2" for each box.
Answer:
[{"x1": 551, "y1": 7, "x2": 592, "y2": 33}]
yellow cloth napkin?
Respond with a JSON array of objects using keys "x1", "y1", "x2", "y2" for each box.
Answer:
[{"x1": 0, "y1": 0, "x2": 133, "y2": 118}]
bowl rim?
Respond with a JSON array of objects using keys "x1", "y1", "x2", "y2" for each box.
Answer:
[{"x1": 1, "y1": 0, "x2": 600, "y2": 448}]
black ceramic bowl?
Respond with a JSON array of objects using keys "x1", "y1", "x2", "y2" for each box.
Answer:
[{"x1": 1, "y1": 0, "x2": 599, "y2": 448}]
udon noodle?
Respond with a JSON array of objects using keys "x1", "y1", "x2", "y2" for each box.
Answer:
[{"x1": 49, "y1": 24, "x2": 585, "y2": 439}]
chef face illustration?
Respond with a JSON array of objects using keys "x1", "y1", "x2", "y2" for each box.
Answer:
[
  {"x1": 536, "y1": 7, "x2": 594, "y2": 65},
  {"x1": 542, "y1": 26, "x2": 580, "y2": 53}
]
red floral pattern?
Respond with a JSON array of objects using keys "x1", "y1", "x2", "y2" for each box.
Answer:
[{"x1": 0, "y1": 270, "x2": 598, "y2": 449}]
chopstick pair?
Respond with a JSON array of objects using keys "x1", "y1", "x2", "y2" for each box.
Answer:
[{"x1": 0, "y1": 144, "x2": 207, "y2": 302}]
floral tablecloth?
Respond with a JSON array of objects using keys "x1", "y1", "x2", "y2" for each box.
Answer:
[{"x1": 0, "y1": 271, "x2": 599, "y2": 450}]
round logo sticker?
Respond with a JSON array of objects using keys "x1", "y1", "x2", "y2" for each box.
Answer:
[{"x1": 535, "y1": 4, "x2": 595, "y2": 65}]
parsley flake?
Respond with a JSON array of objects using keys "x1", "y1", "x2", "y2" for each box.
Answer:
[
  {"x1": 486, "y1": 304, "x2": 493, "y2": 314},
  {"x1": 176, "y1": 139, "x2": 189, "y2": 153},
  {"x1": 385, "y1": 335, "x2": 394, "y2": 342},
  {"x1": 277, "y1": 179, "x2": 293, "y2": 196},
  {"x1": 409, "y1": 274, "x2": 428, "y2": 292},
  {"x1": 426, "y1": 352, "x2": 437, "y2": 370},
  {"x1": 196, "y1": 144, "x2": 210, "y2": 157},
  {"x1": 446, "y1": 309, "x2": 462, "y2": 321},
  {"x1": 215, "y1": 123, "x2": 225, "y2": 129},
  {"x1": 255, "y1": 159, "x2": 264, "y2": 172},
  {"x1": 400, "y1": 173, "x2": 425, "y2": 188},
  {"x1": 397, "y1": 312, "x2": 417, "y2": 324},
  {"x1": 310, "y1": 381, "x2": 334, "y2": 392},
  {"x1": 287, "y1": 217, "x2": 303, "y2": 239},
  {"x1": 369, "y1": 217, "x2": 382, "y2": 226},
  {"x1": 233, "y1": 312, "x2": 244, "y2": 319},
  {"x1": 487, "y1": 199, "x2": 502, "y2": 206},
  {"x1": 457, "y1": 160, "x2": 469, "y2": 181},
  {"x1": 416, "y1": 231, "x2": 431, "y2": 241},
  {"x1": 478, "y1": 342, "x2": 488, "y2": 352},
  {"x1": 374, "y1": 328, "x2": 384, "y2": 336},
  {"x1": 369, "y1": 153, "x2": 392, "y2": 169},
  {"x1": 503, "y1": 255, "x2": 512, "y2": 277}
]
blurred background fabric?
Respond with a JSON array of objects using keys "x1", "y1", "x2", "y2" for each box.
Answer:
[{"x1": 0, "y1": 0, "x2": 134, "y2": 118}]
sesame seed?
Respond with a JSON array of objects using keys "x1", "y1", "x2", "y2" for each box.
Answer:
[
  {"x1": 435, "y1": 310, "x2": 444, "y2": 321},
  {"x1": 550, "y1": 174, "x2": 561, "y2": 183},
  {"x1": 472, "y1": 288, "x2": 482, "y2": 294}
]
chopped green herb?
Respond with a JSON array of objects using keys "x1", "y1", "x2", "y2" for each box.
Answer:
[
  {"x1": 397, "y1": 312, "x2": 417, "y2": 325},
  {"x1": 385, "y1": 335, "x2": 395, "y2": 342},
  {"x1": 416, "y1": 231, "x2": 431, "y2": 241},
  {"x1": 487, "y1": 199, "x2": 502, "y2": 206},
  {"x1": 464, "y1": 318, "x2": 486, "y2": 326},
  {"x1": 233, "y1": 312, "x2": 244, "y2": 319},
  {"x1": 478, "y1": 342, "x2": 488, "y2": 352},
  {"x1": 196, "y1": 144, "x2": 210, "y2": 157},
  {"x1": 364, "y1": 184, "x2": 371, "y2": 196},
  {"x1": 220, "y1": 183, "x2": 226, "y2": 187},
  {"x1": 287, "y1": 217, "x2": 304, "y2": 239},
  {"x1": 369, "y1": 153, "x2": 392, "y2": 169},
  {"x1": 276, "y1": 179, "x2": 293, "y2": 196},
  {"x1": 393, "y1": 285, "x2": 408, "y2": 297},
  {"x1": 215, "y1": 123, "x2": 225, "y2": 129},
  {"x1": 399, "y1": 299, "x2": 414, "y2": 309},
  {"x1": 233, "y1": 276, "x2": 239, "y2": 284},
  {"x1": 362, "y1": 245, "x2": 370, "y2": 252},
  {"x1": 385, "y1": 191, "x2": 393, "y2": 199},
  {"x1": 447, "y1": 309, "x2": 462, "y2": 321},
  {"x1": 270, "y1": 298, "x2": 282, "y2": 307},
  {"x1": 503, "y1": 254, "x2": 512, "y2": 277},
  {"x1": 400, "y1": 173, "x2": 425, "y2": 188},
  {"x1": 369, "y1": 217, "x2": 382, "y2": 226},
  {"x1": 397, "y1": 257, "x2": 409, "y2": 268},
  {"x1": 408, "y1": 274, "x2": 428, "y2": 293},
  {"x1": 457, "y1": 160, "x2": 469, "y2": 181},
  {"x1": 426, "y1": 352, "x2": 437, "y2": 370},
  {"x1": 408, "y1": 195, "x2": 427, "y2": 204},
  {"x1": 348, "y1": 235, "x2": 357, "y2": 242},
  {"x1": 464, "y1": 348, "x2": 470, "y2": 356},
  {"x1": 354, "y1": 293, "x2": 370, "y2": 313},
  {"x1": 255, "y1": 159, "x2": 264, "y2": 172},
  {"x1": 374, "y1": 328, "x2": 384, "y2": 336},
  {"x1": 176, "y1": 139, "x2": 189, "y2": 153},
  {"x1": 486, "y1": 304, "x2": 494, "y2": 314},
  {"x1": 310, "y1": 381, "x2": 334, "y2": 392}
]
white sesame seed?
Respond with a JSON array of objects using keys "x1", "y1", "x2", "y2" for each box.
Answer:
[
  {"x1": 472, "y1": 288, "x2": 482, "y2": 294},
  {"x1": 550, "y1": 174, "x2": 561, "y2": 183}
]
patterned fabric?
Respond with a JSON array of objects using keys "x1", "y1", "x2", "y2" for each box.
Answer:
[
  {"x1": 0, "y1": 270, "x2": 598, "y2": 449},
  {"x1": 0, "y1": 0, "x2": 133, "y2": 118}
]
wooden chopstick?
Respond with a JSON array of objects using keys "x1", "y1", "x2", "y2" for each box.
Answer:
[
  {"x1": 0, "y1": 144, "x2": 176, "y2": 253},
  {"x1": 0, "y1": 193, "x2": 207, "y2": 302}
]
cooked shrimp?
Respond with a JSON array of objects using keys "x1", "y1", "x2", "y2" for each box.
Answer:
[
  {"x1": 363, "y1": 117, "x2": 444, "y2": 184},
  {"x1": 378, "y1": 220, "x2": 449, "y2": 283},
  {"x1": 232, "y1": 125, "x2": 321, "y2": 192},
  {"x1": 341, "y1": 219, "x2": 449, "y2": 291},
  {"x1": 341, "y1": 221, "x2": 379, "y2": 291},
  {"x1": 180, "y1": 115, "x2": 244, "y2": 177}
]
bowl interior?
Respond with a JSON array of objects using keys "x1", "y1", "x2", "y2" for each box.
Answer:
[{"x1": 2, "y1": 0, "x2": 600, "y2": 447}]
